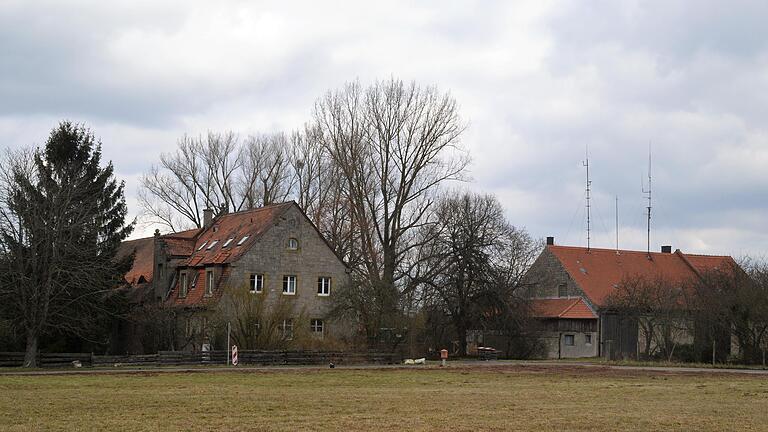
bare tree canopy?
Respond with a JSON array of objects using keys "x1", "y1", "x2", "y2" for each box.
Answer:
[
  {"x1": 316, "y1": 78, "x2": 470, "y2": 339},
  {"x1": 413, "y1": 192, "x2": 538, "y2": 355}
]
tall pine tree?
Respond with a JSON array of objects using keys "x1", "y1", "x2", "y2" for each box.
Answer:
[{"x1": 0, "y1": 122, "x2": 133, "y2": 366}]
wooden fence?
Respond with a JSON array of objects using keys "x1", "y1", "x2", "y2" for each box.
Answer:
[{"x1": 0, "y1": 350, "x2": 401, "y2": 368}]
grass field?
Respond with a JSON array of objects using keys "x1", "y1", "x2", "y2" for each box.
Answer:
[{"x1": 1, "y1": 364, "x2": 766, "y2": 431}]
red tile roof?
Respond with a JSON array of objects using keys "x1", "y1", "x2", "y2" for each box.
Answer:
[
  {"x1": 531, "y1": 298, "x2": 597, "y2": 319},
  {"x1": 117, "y1": 236, "x2": 155, "y2": 286},
  {"x1": 182, "y1": 203, "x2": 292, "y2": 267},
  {"x1": 169, "y1": 267, "x2": 230, "y2": 307},
  {"x1": 160, "y1": 228, "x2": 202, "y2": 256},
  {"x1": 547, "y1": 245, "x2": 734, "y2": 307}
]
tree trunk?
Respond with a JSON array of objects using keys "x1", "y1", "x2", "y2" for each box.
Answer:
[
  {"x1": 23, "y1": 331, "x2": 38, "y2": 368},
  {"x1": 456, "y1": 321, "x2": 468, "y2": 357}
]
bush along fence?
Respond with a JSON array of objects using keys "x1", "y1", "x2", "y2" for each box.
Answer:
[{"x1": 0, "y1": 350, "x2": 402, "y2": 368}]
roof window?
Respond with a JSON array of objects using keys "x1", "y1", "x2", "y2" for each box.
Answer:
[
  {"x1": 237, "y1": 235, "x2": 250, "y2": 246},
  {"x1": 197, "y1": 241, "x2": 207, "y2": 251},
  {"x1": 207, "y1": 240, "x2": 219, "y2": 250},
  {"x1": 222, "y1": 238, "x2": 234, "y2": 248}
]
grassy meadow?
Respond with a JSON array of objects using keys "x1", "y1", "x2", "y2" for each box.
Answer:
[{"x1": 0, "y1": 364, "x2": 766, "y2": 431}]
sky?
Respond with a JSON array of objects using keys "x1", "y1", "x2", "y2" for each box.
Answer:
[{"x1": 1, "y1": 0, "x2": 768, "y2": 258}]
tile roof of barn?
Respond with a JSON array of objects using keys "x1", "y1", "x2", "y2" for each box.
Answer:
[
  {"x1": 546, "y1": 245, "x2": 735, "y2": 307},
  {"x1": 531, "y1": 298, "x2": 597, "y2": 319}
]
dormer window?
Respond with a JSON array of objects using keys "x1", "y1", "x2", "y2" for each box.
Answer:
[
  {"x1": 288, "y1": 238, "x2": 299, "y2": 250},
  {"x1": 207, "y1": 240, "x2": 219, "y2": 250},
  {"x1": 237, "y1": 235, "x2": 249, "y2": 246},
  {"x1": 197, "y1": 241, "x2": 207, "y2": 251},
  {"x1": 222, "y1": 238, "x2": 234, "y2": 248}
]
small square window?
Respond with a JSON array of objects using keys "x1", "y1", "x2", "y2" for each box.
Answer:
[
  {"x1": 564, "y1": 334, "x2": 575, "y2": 346},
  {"x1": 311, "y1": 319, "x2": 324, "y2": 335},
  {"x1": 288, "y1": 238, "x2": 299, "y2": 250},
  {"x1": 317, "y1": 277, "x2": 331, "y2": 296},
  {"x1": 585, "y1": 334, "x2": 592, "y2": 345},
  {"x1": 282, "y1": 275, "x2": 296, "y2": 295},
  {"x1": 250, "y1": 274, "x2": 264, "y2": 293}
]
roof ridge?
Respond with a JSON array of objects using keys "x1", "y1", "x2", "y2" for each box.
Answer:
[{"x1": 212, "y1": 201, "x2": 294, "y2": 219}]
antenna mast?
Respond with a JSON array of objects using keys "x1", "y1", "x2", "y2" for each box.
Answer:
[
  {"x1": 583, "y1": 146, "x2": 592, "y2": 252},
  {"x1": 615, "y1": 196, "x2": 619, "y2": 254},
  {"x1": 642, "y1": 144, "x2": 652, "y2": 257}
]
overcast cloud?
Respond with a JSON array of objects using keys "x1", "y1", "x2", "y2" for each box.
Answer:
[{"x1": 2, "y1": 0, "x2": 767, "y2": 257}]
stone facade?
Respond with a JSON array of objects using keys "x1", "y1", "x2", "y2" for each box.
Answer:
[{"x1": 222, "y1": 204, "x2": 350, "y2": 340}]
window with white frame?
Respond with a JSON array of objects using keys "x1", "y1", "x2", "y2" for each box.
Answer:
[
  {"x1": 287, "y1": 238, "x2": 299, "y2": 250},
  {"x1": 250, "y1": 274, "x2": 264, "y2": 293},
  {"x1": 180, "y1": 272, "x2": 188, "y2": 298},
  {"x1": 205, "y1": 270, "x2": 214, "y2": 295},
  {"x1": 564, "y1": 334, "x2": 575, "y2": 346},
  {"x1": 311, "y1": 319, "x2": 324, "y2": 335},
  {"x1": 280, "y1": 319, "x2": 294, "y2": 339},
  {"x1": 282, "y1": 275, "x2": 296, "y2": 295},
  {"x1": 317, "y1": 277, "x2": 331, "y2": 296}
]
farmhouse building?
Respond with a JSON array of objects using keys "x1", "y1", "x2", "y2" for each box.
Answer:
[
  {"x1": 524, "y1": 237, "x2": 736, "y2": 359},
  {"x1": 118, "y1": 202, "x2": 350, "y2": 352}
]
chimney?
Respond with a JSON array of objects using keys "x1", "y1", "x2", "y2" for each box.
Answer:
[
  {"x1": 661, "y1": 245, "x2": 672, "y2": 253},
  {"x1": 546, "y1": 236, "x2": 555, "y2": 246},
  {"x1": 203, "y1": 208, "x2": 214, "y2": 228}
]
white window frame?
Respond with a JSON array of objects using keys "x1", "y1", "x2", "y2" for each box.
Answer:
[
  {"x1": 282, "y1": 275, "x2": 297, "y2": 295},
  {"x1": 205, "y1": 270, "x2": 214, "y2": 296},
  {"x1": 287, "y1": 238, "x2": 299, "y2": 250},
  {"x1": 237, "y1": 235, "x2": 249, "y2": 246},
  {"x1": 206, "y1": 240, "x2": 219, "y2": 250},
  {"x1": 280, "y1": 319, "x2": 294, "y2": 340},
  {"x1": 197, "y1": 241, "x2": 207, "y2": 251},
  {"x1": 250, "y1": 273, "x2": 264, "y2": 293},
  {"x1": 222, "y1": 238, "x2": 234, "y2": 248},
  {"x1": 311, "y1": 319, "x2": 324, "y2": 335},
  {"x1": 180, "y1": 272, "x2": 188, "y2": 298},
  {"x1": 317, "y1": 277, "x2": 331, "y2": 296}
]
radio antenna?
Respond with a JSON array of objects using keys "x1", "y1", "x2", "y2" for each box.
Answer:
[
  {"x1": 641, "y1": 143, "x2": 652, "y2": 257},
  {"x1": 583, "y1": 146, "x2": 592, "y2": 252},
  {"x1": 615, "y1": 195, "x2": 619, "y2": 254}
]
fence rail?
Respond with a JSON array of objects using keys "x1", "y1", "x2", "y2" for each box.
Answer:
[{"x1": 0, "y1": 350, "x2": 401, "y2": 368}]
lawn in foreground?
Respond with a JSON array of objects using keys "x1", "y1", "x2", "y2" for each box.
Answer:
[{"x1": 0, "y1": 365, "x2": 766, "y2": 431}]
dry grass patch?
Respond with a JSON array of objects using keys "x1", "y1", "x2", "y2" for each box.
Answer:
[{"x1": 0, "y1": 365, "x2": 766, "y2": 431}]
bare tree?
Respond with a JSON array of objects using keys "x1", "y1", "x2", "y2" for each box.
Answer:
[
  {"x1": 605, "y1": 274, "x2": 687, "y2": 360},
  {"x1": 414, "y1": 192, "x2": 537, "y2": 356},
  {"x1": 689, "y1": 260, "x2": 768, "y2": 364},
  {"x1": 317, "y1": 78, "x2": 469, "y2": 341}
]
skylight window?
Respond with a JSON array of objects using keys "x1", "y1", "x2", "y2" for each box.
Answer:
[
  {"x1": 222, "y1": 238, "x2": 234, "y2": 248},
  {"x1": 206, "y1": 240, "x2": 219, "y2": 250},
  {"x1": 197, "y1": 241, "x2": 207, "y2": 251},
  {"x1": 237, "y1": 235, "x2": 250, "y2": 246}
]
